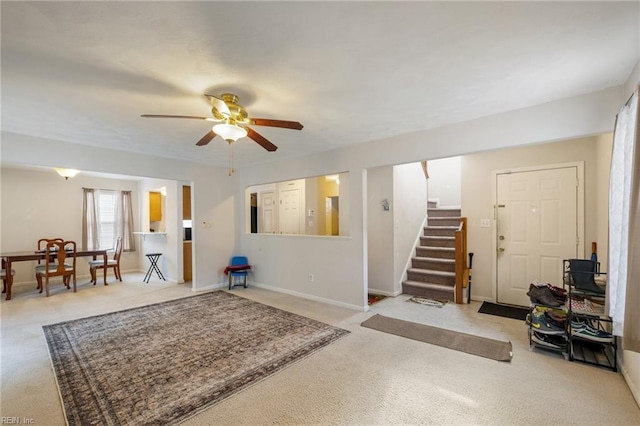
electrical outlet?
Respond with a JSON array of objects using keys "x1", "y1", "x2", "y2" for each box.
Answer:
[
  {"x1": 308, "y1": 273, "x2": 314, "y2": 282},
  {"x1": 480, "y1": 219, "x2": 491, "y2": 228}
]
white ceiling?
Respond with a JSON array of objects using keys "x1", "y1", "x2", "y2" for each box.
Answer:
[{"x1": 2, "y1": 1, "x2": 638, "y2": 168}]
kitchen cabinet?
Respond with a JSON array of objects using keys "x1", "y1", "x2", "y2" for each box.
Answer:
[
  {"x1": 183, "y1": 186, "x2": 191, "y2": 220},
  {"x1": 183, "y1": 242, "x2": 192, "y2": 282},
  {"x1": 150, "y1": 191, "x2": 162, "y2": 222}
]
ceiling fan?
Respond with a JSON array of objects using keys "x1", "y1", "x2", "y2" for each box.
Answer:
[{"x1": 141, "y1": 93, "x2": 303, "y2": 152}]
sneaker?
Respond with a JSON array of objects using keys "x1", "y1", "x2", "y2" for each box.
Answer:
[
  {"x1": 531, "y1": 331, "x2": 567, "y2": 350},
  {"x1": 545, "y1": 311, "x2": 566, "y2": 328},
  {"x1": 529, "y1": 308, "x2": 565, "y2": 334},
  {"x1": 570, "y1": 297, "x2": 605, "y2": 315},
  {"x1": 571, "y1": 323, "x2": 613, "y2": 343}
]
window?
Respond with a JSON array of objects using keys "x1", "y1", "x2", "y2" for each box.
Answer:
[
  {"x1": 83, "y1": 188, "x2": 135, "y2": 252},
  {"x1": 98, "y1": 190, "x2": 117, "y2": 249}
]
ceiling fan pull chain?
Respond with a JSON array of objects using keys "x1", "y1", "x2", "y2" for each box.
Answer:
[{"x1": 228, "y1": 141, "x2": 235, "y2": 176}]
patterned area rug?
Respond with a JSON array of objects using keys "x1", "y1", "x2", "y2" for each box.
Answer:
[{"x1": 43, "y1": 291, "x2": 349, "y2": 425}]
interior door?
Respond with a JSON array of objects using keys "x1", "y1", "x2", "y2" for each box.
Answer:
[
  {"x1": 260, "y1": 191, "x2": 276, "y2": 233},
  {"x1": 496, "y1": 166, "x2": 578, "y2": 306},
  {"x1": 279, "y1": 188, "x2": 301, "y2": 234}
]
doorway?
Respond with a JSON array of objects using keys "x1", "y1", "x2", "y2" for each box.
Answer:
[
  {"x1": 259, "y1": 191, "x2": 276, "y2": 233},
  {"x1": 494, "y1": 163, "x2": 584, "y2": 306}
]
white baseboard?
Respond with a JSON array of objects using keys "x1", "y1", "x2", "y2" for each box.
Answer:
[
  {"x1": 471, "y1": 296, "x2": 492, "y2": 303},
  {"x1": 619, "y1": 355, "x2": 640, "y2": 408},
  {"x1": 368, "y1": 288, "x2": 401, "y2": 297},
  {"x1": 192, "y1": 282, "x2": 227, "y2": 292},
  {"x1": 252, "y1": 282, "x2": 368, "y2": 312}
]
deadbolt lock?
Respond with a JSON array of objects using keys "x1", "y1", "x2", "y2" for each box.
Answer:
[{"x1": 499, "y1": 235, "x2": 505, "y2": 240}]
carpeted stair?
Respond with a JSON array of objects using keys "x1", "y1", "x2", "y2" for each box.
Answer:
[{"x1": 402, "y1": 202, "x2": 461, "y2": 302}]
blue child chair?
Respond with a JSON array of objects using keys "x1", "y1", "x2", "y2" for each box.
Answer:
[{"x1": 228, "y1": 256, "x2": 250, "y2": 290}]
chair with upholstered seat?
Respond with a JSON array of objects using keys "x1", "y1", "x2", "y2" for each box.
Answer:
[
  {"x1": 89, "y1": 237, "x2": 123, "y2": 285},
  {"x1": 35, "y1": 237, "x2": 67, "y2": 291},
  {"x1": 35, "y1": 240, "x2": 77, "y2": 297},
  {"x1": 226, "y1": 256, "x2": 250, "y2": 289},
  {"x1": 1, "y1": 268, "x2": 15, "y2": 294}
]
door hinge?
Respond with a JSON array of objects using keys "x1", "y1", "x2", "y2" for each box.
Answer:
[{"x1": 576, "y1": 236, "x2": 580, "y2": 245}]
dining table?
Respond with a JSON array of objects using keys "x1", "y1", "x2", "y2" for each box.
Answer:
[{"x1": 0, "y1": 248, "x2": 108, "y2": 300}]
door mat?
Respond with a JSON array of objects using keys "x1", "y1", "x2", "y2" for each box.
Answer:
[
  {"x1": 478, "y1": 301, "x2": 529, "y2": 321},
  {"x1": 361, "y1": 314, "x2": 512, "y2": 362},
  {"x1": 406, "y1": 296, "x2": 449, "y2": 308}
]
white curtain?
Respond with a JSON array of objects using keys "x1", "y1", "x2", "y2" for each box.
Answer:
[
  {"x1": 82, "y1": 188, "x2": 99, "y2": 250},
  {"x1": 117, "y1": 191, "x2": 136, "y2": 252},
  {"x1": 608, "y1": 89, "x2": 638, "y2": 337},
  {"x1": 84, "y1": 188, "x2": 135, "y2": 252}
]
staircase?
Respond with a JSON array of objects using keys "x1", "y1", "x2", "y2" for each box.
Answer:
[{"x1": 402, "y1": 202, "x2": 461, "y2": 302}]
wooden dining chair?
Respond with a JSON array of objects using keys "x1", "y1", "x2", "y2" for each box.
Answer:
[
  {"x1": 37, "y1": 237, "x2": 64, "y2": 258},
  {"x1": 35, "y1": 237, "x2": 65, "y2": 291},
  {"x1": 89, "y1": 237, "x2": 123, "y2": 285},
  {"x1": 1, "y1": 267, "x2": 15, "y2": 294},
  {"x1": 35, "y1": 240, "x2": 77, "y2": 297}
]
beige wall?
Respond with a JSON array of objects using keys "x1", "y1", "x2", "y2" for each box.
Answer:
[
  {"x1": 393, "y1": 162, "x2": 428, "y2": 292},
  {"x1": 596, "y1": 134, "x2": 614, "y2": 270},
  {"x1": 461, "y1": 136, "x2": 607, "y2": 302},
  {"x1": 367, "y1": 166, "x2": 394, "y2": 295},
  {"x1": 0, "y1": 167, "x2": 140, "y2": 287}
]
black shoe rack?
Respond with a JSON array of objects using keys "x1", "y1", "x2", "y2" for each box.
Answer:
[
  {"x1": 526, "y1": 260, "x2": 617, "y2": 372},
  {"x1": 564, "y1": 259, "x2": 617, "y2": 372},
  {"x1": 527, "y1": 300, "x2": 568, "y2": 358}
]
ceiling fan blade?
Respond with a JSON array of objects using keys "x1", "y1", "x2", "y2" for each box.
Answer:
[
  {"x1": 205, "y1": 94, "x2": 231, "y2": 117},
  {"x1": 141, "y1": 114, "x2": 214, "y2": 121},
  {"x1": 249, "y1": 118, "x2": 303, "y2": 130},
  {"x1": 247, "y1": 127, "x2": 278, "y2": 152},
  {"x1": 196, "y1": 130, "x2": 217, "y2": 146}
]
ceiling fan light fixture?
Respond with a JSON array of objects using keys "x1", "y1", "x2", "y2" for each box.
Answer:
[
  {"x1": 212, "y1": 123, "x2": 247, "y2": 143},
  {"x1": 54, "y1": 168, "x2": 80, "y2": 180}
]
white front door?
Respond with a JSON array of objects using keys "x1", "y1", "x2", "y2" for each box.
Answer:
[{"x1": 496, "y1": 166, "x2": 579, "y2": 306}]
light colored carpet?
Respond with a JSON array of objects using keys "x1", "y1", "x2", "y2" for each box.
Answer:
[{"x1": 1, "y1": 273, "x2": 639, "y2": 425}]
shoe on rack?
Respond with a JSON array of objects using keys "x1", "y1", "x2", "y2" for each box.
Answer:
[
  {"x1": 527, "y1": 286, "x2": 561, "y2": 307},
  {"x1": 531, "y1": 331, "x2": 567, "y2": 349},
  {"x1": 547, "y1": 284, "x2": 567, "y2": 298},
  {"x1": 530, "y1": 309, "x2": 565, "y2": 334},
  {"x1": 545, "y1": 310, "x2": 566, "y2": 327},
  {"x1": 568, "y1": 259, "x2": 605, "y2": 295},
  {"x1": 571, "y1": 324, "x2": 613, "y2": 343}
]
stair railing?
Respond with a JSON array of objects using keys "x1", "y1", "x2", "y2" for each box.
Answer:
[{"x1": 454, "y1": 217, "x2": 468, "y2": 304}]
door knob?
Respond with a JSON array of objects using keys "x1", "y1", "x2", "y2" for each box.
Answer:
[{"x1": 498, "y1": 247, "x2": 505, "y2": 252}]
